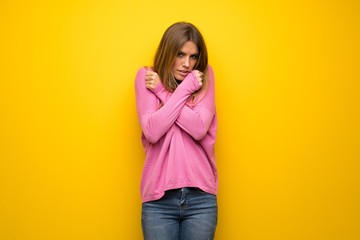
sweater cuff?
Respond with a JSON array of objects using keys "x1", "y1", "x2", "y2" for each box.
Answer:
[
  {"x1": 151, "y1": 81, "x2": 165, "y2": 94},
  {"x1": 180, "y1": 71, "x2": 200, "y2": 93}
]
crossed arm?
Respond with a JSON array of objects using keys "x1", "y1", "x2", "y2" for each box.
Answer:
[{"x1": 135, "y1": 66, "x2": 216, "y2": 144}]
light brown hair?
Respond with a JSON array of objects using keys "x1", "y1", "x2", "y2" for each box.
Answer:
[{"x1": 153, "y1": 22, "x2": 208, "y2": 98}]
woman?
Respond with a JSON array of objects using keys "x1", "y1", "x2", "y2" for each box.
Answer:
[{"x1": 135, "y1": 22, "x2": 218, "y2": 240}]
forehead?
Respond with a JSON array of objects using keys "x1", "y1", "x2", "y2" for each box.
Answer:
[{"x1": 179, "y1": 41, "x2": 198, "y2": 54}]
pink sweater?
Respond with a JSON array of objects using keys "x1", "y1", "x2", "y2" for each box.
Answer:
[{"x1": 135, "y1": 65, "x2": 218, "y2": 203}]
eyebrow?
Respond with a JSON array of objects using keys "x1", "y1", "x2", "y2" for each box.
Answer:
[{"x1": 178, "y1": 51, "x2": 199, "y2": 56}]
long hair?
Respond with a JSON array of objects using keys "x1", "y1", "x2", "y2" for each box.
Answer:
[{"x1": 153, "y1": 22, "x2": 208, "y2": 99}]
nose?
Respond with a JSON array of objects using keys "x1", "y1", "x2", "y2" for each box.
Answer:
[{"x1": 183, "y1": 57, "x2": 190, "y2": 68}]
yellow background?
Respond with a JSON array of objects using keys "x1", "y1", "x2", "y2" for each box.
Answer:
[{"x1": 1, "y1": 0, "x2": 359, "y2": 239}]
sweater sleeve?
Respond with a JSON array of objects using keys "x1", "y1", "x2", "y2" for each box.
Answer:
[
  {"x1": 150, "y1": 80, "x2": 172, "y2": 104},
  {"x1": 175, "y1": 66, "x2": 216, "y2": 140},
  {"x1": 149, "y1": 66, "x2": 216, "y2": 141},
  {"x1": 135, "y1": 67, "x2": 201, "y2": 144}
]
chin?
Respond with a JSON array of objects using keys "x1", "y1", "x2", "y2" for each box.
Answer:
[{"x1": 174, "y1": 74, "x2": 185, "y2": 81}]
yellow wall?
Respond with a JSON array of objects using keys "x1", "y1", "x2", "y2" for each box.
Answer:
[{"x1": 1, "y1": 0, "x2": 359, "y2": 239}]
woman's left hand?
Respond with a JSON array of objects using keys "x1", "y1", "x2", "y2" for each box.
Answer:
[{"x1": 145, "y1": 71, "x2": 160, "y2": 90}]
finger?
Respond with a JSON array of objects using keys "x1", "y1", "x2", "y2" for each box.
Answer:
[
  {"x1": 146, "y1": 80, "x2": 154, "y2": 88},
  {"x1": 146, "y1": 71, "x2": 154, "y2": 77},
  {"x1": 146, "y1": 73, "x2": 154, "y2": 80}
]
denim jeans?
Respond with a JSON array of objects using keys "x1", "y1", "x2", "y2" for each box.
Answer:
[{"x1": 142, "y1": 187, "x2": 218, "y2": 240}]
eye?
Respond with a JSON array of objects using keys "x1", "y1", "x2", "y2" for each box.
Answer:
[
  {"x1": 177, "y1": 52, "x2": 184, "y2": 57},
  {"x1": 191, "y1": 55, "x2": 199, "y2": 60}
]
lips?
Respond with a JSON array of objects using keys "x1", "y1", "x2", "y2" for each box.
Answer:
[{"x1": 177, "y1": 70, "x2": 189, "y2": 77}]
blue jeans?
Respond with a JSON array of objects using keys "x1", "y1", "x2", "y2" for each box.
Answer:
[{"x1": 142, "y1": 187, "x2": 218, "y2": 240}]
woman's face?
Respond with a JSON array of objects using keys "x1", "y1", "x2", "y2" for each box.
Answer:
[{"x1": 172, "y1": 41, "x2": 199, "y2": 81}]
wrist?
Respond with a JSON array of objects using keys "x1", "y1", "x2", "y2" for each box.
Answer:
[
  {"x1": 181, "y1": 71, "x2": 200, "y2": 92},
  {"x1": 151, "y1": 81, "x2": 164, "y2": 93}
]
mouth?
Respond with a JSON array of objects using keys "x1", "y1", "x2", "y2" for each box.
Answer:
[{"x1": 177, "y1": 70, "x2": 189, "y2": 77}]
